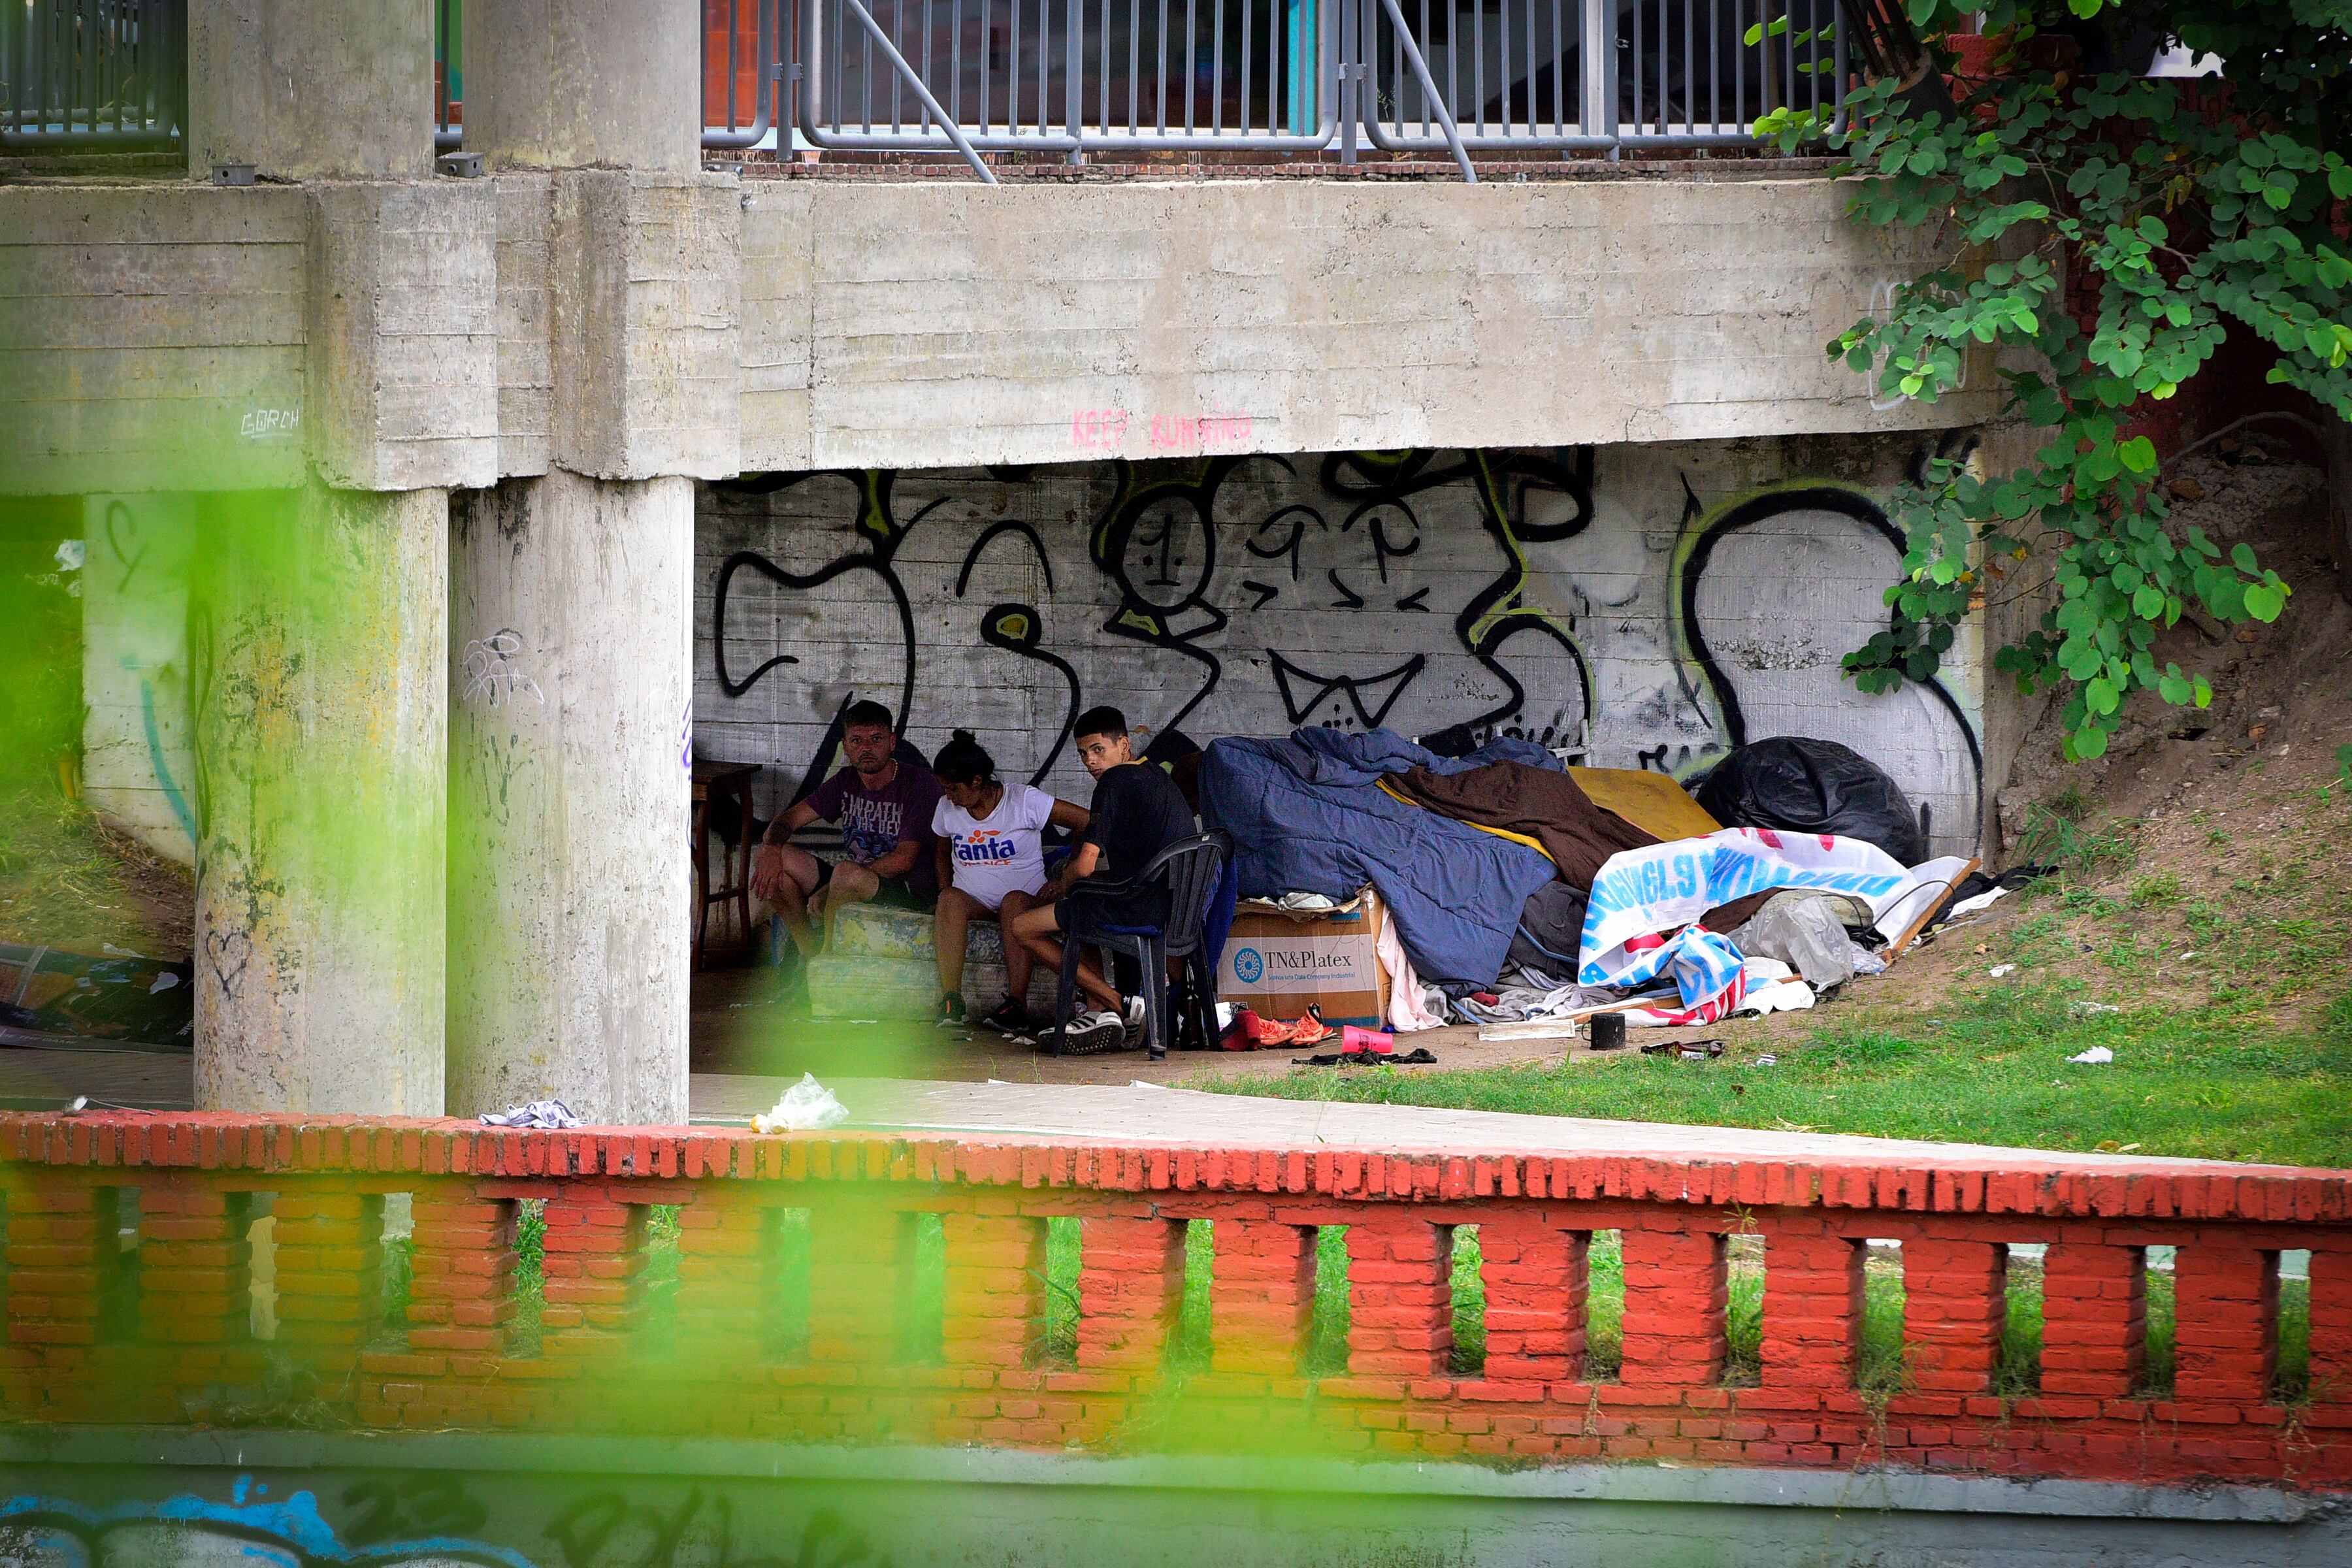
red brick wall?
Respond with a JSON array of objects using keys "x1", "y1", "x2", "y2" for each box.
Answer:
[{"x1": 5, "y1": 1112, "x2": 2351, "y2": 1490}]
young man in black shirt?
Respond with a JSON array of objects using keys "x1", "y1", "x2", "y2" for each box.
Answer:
[{"x1": 1007, "y1": 706, "x2": 1196, "y2": 1052}]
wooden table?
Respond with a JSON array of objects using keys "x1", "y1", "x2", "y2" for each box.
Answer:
[{"x1": 692, "y1": 760, "x2": 762, "y2": 972}]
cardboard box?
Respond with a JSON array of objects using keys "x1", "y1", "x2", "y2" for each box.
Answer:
[{"x1": 1218, "y1": 887, "x2": 1391, "y2": 1026}]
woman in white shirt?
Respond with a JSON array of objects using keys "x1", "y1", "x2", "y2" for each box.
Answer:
[{"x1": 930, "y1": 731, "x2": 1090, "y2": 1033}]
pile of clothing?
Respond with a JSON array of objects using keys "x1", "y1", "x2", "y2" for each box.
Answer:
[{"x1": 1201, "y1": 728, "x2": 1975, "y2": 1031}]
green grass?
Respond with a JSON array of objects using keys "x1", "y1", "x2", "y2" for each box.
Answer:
[
  {"x1": 0, "y1": 783, "x2": 188, "y2": 956},
  {"x1": 1205, "y1": 980, "x2": 2352, "y2": 1169},
  {"x1": 1451, "y1": 1228, "x2": 1484, "y2": 1373},
  {"x1": 1201, "y1": 777, "x2": 2352, "y2": 1169},
  {"x1": 1042, "y1": 1215, "x2": 1081, "y2": 1365},
  {"x1": 511, "y1": 1199, "x2": 547, "y2": 1356}
]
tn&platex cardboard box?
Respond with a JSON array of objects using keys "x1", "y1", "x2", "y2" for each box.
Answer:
[{"x1": 1217, "y1": 886, "x2": 1391, "y2": 1026}]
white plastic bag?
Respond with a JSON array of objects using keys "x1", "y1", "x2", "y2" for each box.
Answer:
[
  {"x1": 2067, "y1": 1046, "x2": 2114, "y2": 1066},
  {"x1": 752, "y1": 1073, "x2": 849, "y2": 1132}
]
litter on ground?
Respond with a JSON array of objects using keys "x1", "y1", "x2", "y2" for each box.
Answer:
[{"x1": 752, "y1": 1073, "x2": 849, "y2": 1132}]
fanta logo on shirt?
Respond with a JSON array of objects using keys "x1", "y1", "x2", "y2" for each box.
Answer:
[{"x1": 956, "y1": 832, "x2": 1021, "y2": 863}]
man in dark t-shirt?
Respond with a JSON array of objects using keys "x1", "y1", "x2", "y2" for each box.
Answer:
[
  {"x1": 1007, "y1": 706, "x2": 1195, "y2": 1047},
  {"x1": 753, "y1": 700, "x2": 943, "y2": 965}
]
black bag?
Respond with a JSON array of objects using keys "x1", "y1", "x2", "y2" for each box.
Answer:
[{"x1": 1694, "y1": 736, "x2": 1926, "y2": 866}]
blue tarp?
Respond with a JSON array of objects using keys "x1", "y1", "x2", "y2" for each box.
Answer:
[{"x1": 1198, "y1": 728, "x2": 1560, "y2": 990}]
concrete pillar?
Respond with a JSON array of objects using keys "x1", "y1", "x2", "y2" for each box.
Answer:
[
  {"x1": 189, "y1": 483, "x2": 448, "y2": 1115},
  {"x1": 447, "y1": 474, "x2": 693, "y2": 1124},
  {"x1": 461, "y1": 0, "x2": 702, "y2": 176},
  {"x1": 82, "y1": 494, "x2": 198, "y2": 866},
  {"x1": 186, "y1": 0, "x2": 435, "y2": 182},
  {"x1": 442, "y1": 0, "x2": 717, "y2": 1125}
]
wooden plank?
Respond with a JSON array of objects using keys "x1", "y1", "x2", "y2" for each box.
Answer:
[{"x1": 1881, "y1": 857, "x2": 1980, "y2": 966}]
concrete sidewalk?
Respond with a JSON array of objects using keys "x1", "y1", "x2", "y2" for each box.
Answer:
[
  {"x1": 4, "y1": 1046, "x2": 2294, "y2": 1172},
  {"x1": 691, "y1": 1073, "x2": 2283, "y2": 1173}
]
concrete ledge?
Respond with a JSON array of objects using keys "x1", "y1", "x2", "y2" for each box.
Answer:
[
  {"x1": 0, "y1": 1427, "x2": 2326, "y2": 1524},
  {"x1": 741, "y1": 174, "x2": 2006, "y2": 472}
]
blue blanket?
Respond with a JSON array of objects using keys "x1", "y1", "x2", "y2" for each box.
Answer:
[{"x1": 1198, "y1": 728, "x2": 1560, "y2": 989}]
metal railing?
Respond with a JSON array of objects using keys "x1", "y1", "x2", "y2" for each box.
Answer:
[
  {"x1": 0, "y1": 0, "x2": 1837, "y2": 167},
  {"x1": 704, "y1": 0, "x2": 787, "y2": 151},
  {"x1": 798, "y1": 0, "x2": 1845, "y2": 171},
  {"x1": 1, "y1": 0, "x2": 183, "y2": 150},
  {"x1": 798, "y1": 0, "x2": 1338, "y2": 157},
  {"x1": 1615, "y1": 0, "x2": 1842, "y2": 148},
  {"x1": 1357, "y1": 0, "x2": 1609, "y2": 156}
]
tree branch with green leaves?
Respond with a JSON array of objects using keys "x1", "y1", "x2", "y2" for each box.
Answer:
[{"x1": 1758, "y1": 0, "x2": 2351, "y2": 760}]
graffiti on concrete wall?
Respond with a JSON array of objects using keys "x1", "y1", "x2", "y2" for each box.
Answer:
[
  {"x1": 0, "y1": 1477, "x2": 525, "y2": 1568},
  {"x1": 0, "y1": 1476, "x2": 890, "y2": 1568},
  {"x1": 694, "y1": 436, "x2": 1988, "y2": 855}
]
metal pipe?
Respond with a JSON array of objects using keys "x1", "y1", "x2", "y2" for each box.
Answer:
[{"x1": 1579, "y1": 0, "x2": 1605, "y2": 139}]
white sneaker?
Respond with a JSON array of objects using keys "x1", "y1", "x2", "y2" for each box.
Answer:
[
  {"x1": 1122, "y1": 995, "x2": 1147, "y2": 1037},
  {"x1": 1061, "y1": 1009, "x2": 1129, "y2": 1055}
]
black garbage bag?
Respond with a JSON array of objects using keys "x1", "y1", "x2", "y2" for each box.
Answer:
[{"x1": 1694, "y1": 736, "x2": 1926, "y2": 866}]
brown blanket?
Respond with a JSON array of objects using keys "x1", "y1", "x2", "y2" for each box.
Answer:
[{"x1": 1390, "y1": 762, "x2": 1659, "y2": 890}]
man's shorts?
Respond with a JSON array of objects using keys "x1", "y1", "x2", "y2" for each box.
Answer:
[
  {"x1": 813, "y1": 855, "x2": 932, "y2": 911},
  {"x1": 1053, "y1": 890, "x2": 1167, "y2": 940}
]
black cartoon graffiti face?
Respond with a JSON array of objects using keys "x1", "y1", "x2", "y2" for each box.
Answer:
[
  {"x1": 1086, "y1": 459, "x2": 1236, "y2": 757},
  {"x1": 1310, "y1": 448, "x2": 1598, "y2": 754},
  {"x1": 1237, "y1": 491, "x2": 1433, "y2": 730},
  {"x1": 1114, "y1": 493, "x2": 1217, "y2": 615}
]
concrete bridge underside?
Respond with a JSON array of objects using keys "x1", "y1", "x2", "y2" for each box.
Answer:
[{"x1": 0, "y1": 0, "x2": 2013, "y2": 1131}]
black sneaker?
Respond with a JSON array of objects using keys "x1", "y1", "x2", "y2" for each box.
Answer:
[
  {"x1": 983, "y1": 998, "x2": 1032, "y2": 1036},
  {"x1": 938, "y1": 994, "x2": 967, "y2": 1028}
]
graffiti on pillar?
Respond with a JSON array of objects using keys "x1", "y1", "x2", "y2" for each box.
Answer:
[
  {"x1": 102, "y1": 499, "x2": 147, "y2": 592},
  {"x1": 696, "y1": 436, "x2": 1992, "y2": 854},
  {"x1": 460, "y1": 630, "x2": 548, "y2": 709}
]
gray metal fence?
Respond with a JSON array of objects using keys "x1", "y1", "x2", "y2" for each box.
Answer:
[
  {"x1": 1, "y1": 0, "x2": 1837, "y2": 167},
  {"x1": 1614, "y1": 0, "x2": 1844, "y2": 148},
  {"x1": 1358, "y1": 0, "x2": 1612, "y2": 155},
  {"x1": 1, "y1": 0, "x2": 182, "y2": 150},
  {"x1": 800, "y1": 0, "x2": 1337, "y2": 155},
  {"x1": 798, "y1": 0, "x2": 1843, "y2": 170}
]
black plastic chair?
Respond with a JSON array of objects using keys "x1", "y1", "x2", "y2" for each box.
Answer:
[{"x1": 1046, "y1": 831, "x2": 1232, "y2": 1062}]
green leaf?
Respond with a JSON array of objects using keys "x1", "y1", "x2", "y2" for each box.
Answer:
[
  {"x1": 2085, "y1": 676, "x2": 2120, "y2": 716},
  {"x1": 2117, "y1": 436, "x2": 2158, "y2": 474},
  {"x1": 2231, "y1": 542, "x2": 2259, "y2": 572},
  {"x1": 2131, "y1": 584, "x2": 2164, "y2": 619},
  {"x1": 2244, "y1": 582, "x2": 2287, "y2": 622}
]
